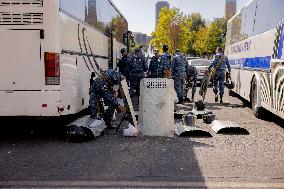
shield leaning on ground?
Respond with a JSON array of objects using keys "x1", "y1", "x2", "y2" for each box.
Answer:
[
  {"x1": 211, "y1": 120, "x2": 249, "y2": 135},
  {"x1": 175, "y1": 122, "x2": 212, "y2": 137}
]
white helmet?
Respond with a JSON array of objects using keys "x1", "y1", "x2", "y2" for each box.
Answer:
[{"x1": 123, "y1": 124, "x2": 138, "y2": 137}]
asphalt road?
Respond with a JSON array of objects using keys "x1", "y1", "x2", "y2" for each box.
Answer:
[{"x1": 0, "y1": 88, "x2": 283, "y2": 189}]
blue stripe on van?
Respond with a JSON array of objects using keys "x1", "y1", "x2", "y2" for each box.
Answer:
[{"x1": 229, "y1": 56, "x2": 271, "y2": 70}]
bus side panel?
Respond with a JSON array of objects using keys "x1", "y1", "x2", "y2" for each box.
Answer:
[
  {"x1": 113, "y1": 38, "x2": 125, "y2": 70},
  {"x1": 58, "y1": 12, "x2": 109, "y2": 115}
]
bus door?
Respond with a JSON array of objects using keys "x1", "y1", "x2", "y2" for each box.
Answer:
[{"x1": 0, "y1": 30, "x2": 43, "y2": 90}]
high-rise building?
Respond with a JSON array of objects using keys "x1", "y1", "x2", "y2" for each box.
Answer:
[
  {"x1": 85, "y1": 0, "x2": 98, "y2": 26},
  {"x1": 133, "y1": 32, "x2": 152, "y2": 47},
  {"x1": 225, "y1": 0, "x2": 236, "y2": 19},
  {"x1": 155, "y1": 1, "x2": 169, "y2": 27}
]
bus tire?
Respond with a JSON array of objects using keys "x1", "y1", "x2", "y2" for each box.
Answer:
[{"x1": 251, "y1": 77, "x2": 265, "y2": 119}]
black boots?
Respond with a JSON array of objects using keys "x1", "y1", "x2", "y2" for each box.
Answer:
[
  {"x1": 215, "y1": 95, "x2": 218, "y2": 102},
  {"x1": 215, "y1": 95, "x2": 223, "y2": 104},
  {"x1": 220, "y1": 95, "x2": 223, "y2": 104},
  {"x1": 176, "y1": 98, "x2": 184, "y2": 104}
]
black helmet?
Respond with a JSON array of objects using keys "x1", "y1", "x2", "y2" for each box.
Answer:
[
  {"x1": 105, "y1": 69, "x2": 120, "y2": 85},
  {"x1": 163, "y1": 45, "x2": 168, "y2": 52},
  {"x1": 194, "y1": 100, "x2": 206, "y2": 111},
  {"x1": 120, "y1": 48, "x2": 127, "y2": 54}
]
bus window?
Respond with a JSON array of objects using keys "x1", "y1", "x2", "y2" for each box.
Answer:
[
  {"x1": 60, "y1": 0, "x2": 86, "y2": 21},
  {"x1": 60, "y1": 0, "x2": 128, "y2": 45},
  {"x1": 242, "y1": 1, "x2": 257, "y2": 38},
  {"x1": 230, "y1": 14, "x2": 243, "y2": 44},
  {"x1": 254, "y1": 0, "x2": 284, "y2": 36}
]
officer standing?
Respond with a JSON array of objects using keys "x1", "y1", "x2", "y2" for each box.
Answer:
[
  {"x1": 208, "y1": 47, "x2": 231, "y2": 103},
  {"x1": 89, "y1": 69, "x2": 125, "y2": 128},
  {"x1": 148, "y1": 49, "x2": 162, "y2": 78},
  {"x1": 118, "y1": 48, "x2": 131, "y2": 80},
  {"x1": 185, "y1": 60, "x2": 198, "y2": 101},
  {"x1": 172, "y1": 49, "x2": 188, "y2": 104},
  {"x1": 160, "y1": 45, "x2": 172, "y2": 78},
  {"x1": 129, "y1": 48, "x2": 148, "y2": 96}
]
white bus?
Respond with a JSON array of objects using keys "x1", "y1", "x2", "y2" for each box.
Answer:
[
  {"x1": 0, "y1": 0, "x2": 130, "y2": 117},
  {"x1": 225, "y1": 0, "x2": 284, "y2": 119}
]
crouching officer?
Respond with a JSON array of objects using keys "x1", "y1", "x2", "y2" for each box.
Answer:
[
  {"x1": 89, "y1": 69, "x2": 125, "y2": 128},
  {"x1": 207, "y1": 47, "x2": 231, "y2": 103}
]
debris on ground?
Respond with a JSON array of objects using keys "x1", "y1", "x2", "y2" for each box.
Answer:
[
  {"x1": 66, "y1": 116, "x2": 106, "y2": 142},
  {"x1": 211, "y1": 120, "x2": 249, "y2": 135},
  {"x1": 123, "y1": 123, "x2": 138, "y2": 137},
  {"x1": 174, "y1": 122, "x2": 212, "y2": 137}
]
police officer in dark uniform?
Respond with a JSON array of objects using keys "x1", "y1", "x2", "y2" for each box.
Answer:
[
  {"x1": 148, "y1": 49, "x2": 163, "y2": 78},
  {"x1": 208, "y1": 47, "x2": 231, "y2": 103},
  {"x1": 172, "y1": 49, "x2": 188, "y2": 104},
  {"x1": 89, "y1": 69, "x2": 125, "y2": 128},
  {"x1": 129, "y1": 48, "x2": 148, "y2": 96},
  {"x1": 185, "y1": 60, "x2": 198, "y2": 101},
  {"x1": 118, "y1": 48, "x2": 131, "y2": 81},
  {"x1": 160, "y1": 45, "x2": 172, "y2": 78}
]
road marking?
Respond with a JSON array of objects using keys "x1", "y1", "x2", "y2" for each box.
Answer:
[{"x1": 1, "y1": 181, "x2": 284, "y2": 188}]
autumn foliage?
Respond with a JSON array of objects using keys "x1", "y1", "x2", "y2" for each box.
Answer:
[{"x1": 151, "y1": 8, "x2": 227, "y2": 57}]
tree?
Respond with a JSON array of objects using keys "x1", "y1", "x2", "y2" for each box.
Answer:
[
  {"x1": 188, "y1": 13, "x2": 205, "y2": 32},
  {"x1": 193, "y1": 26, "x2": 208, "y2": 56},
  {"x1": 150, "y1": 8, "x2": 187, "y2": 54},
  {"x1": 151, "y1": 8, "x2": 228, "y2": 57}
]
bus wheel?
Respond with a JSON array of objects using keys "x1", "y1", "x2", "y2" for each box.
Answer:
[{"x1": 251, "y1": 77, "x2": 265, "y2": 119}]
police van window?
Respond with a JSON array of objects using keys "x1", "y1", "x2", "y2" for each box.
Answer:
[
  {"x1": 254, "y1": 0, "x2": 284, "y2": 35},
  {"x1": 60, "y1": 0, "x2": 86, "y2": 21}
]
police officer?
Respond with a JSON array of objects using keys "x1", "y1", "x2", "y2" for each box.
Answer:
[
  {"x1": 118, "y1": 48, "x2": 131, "y2": 80},
  {"x1": 172, "y1": 49, "x2": 188, "y2": 104},
  {"x1": 185, "y1": 61, "x2": 198, "y2": 101},
  {"x1": 160, "y1": 45, "x2": 172, "y2": 78},
  {"x1": 208, "y1": 47, "x2": 231, "y2": 103},
  {"x1": 148, "y1": 49, "x2": 162, "y2": 78},
  {"x1": 89, "y1": 69, "x2": 125, "y2": 128},
  {"x1": 129, "y1": 48, "x2": 148, "y2": 96}
]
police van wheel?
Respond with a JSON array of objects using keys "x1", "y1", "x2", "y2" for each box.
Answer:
[{"x1": 251, "y1": 77, "x2": 265, "y2": 119}]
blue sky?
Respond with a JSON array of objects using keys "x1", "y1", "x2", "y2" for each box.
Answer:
[{"x1": 112, "y1": 0, "x2": 250, "y2": 35}]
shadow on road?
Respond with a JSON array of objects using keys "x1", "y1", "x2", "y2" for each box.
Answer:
[
  {"x1": 0, "y1": 117, "x2": 208, "y2": 188},
  {"x1": 0, "y1": 117, "x2": 67, "y2": 141}
]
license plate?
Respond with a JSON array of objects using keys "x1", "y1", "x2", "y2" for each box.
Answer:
[{"x1": 200, "y1": 70, "x2": 205, "y2": 73}]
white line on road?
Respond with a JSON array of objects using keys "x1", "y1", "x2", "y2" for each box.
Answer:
[{"x1": 1, "y1": 181, "x2": 284, "y2": 188}]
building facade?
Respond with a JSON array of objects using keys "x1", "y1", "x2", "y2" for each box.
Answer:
[
  {"x1": 225, "y1": 0, "x2": 237, "y2": 19},
  {"x1": 155, "y1": 1, "x2": 169, "y2": 27},
  {"x1": 133, "y1": 32, "x2": 152, "y2": 47}
]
